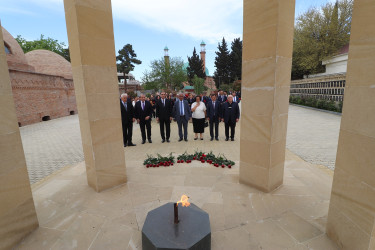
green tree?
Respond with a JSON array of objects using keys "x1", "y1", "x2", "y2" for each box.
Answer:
[
  {"x1": 192, "y1": 75, "x2": 205, "y2": 95},
  {"x1": 142, "y1": 57, "x2": 186, "y2": 91},
  {"x1": 15, "y1": 34, "x2": 69, "y2": 61},
  {"x1": 116, "y1": 44, "x2": 142, "y2": 91},
  {"x1": 187, "y1": 47, "x2": 205, "y2": 82},
  {"x1": 292, "y1": 0, "x2": 353, "y2": 79},
  {"x1": 229, "y1": 38, "x2": 242, "y2": 82},
  {"x1": 61, "y1": 48, "x2": 70, "y2": 62},
  {"x1": 213, "y1": 38, "x2": 231, "y2": 89}
]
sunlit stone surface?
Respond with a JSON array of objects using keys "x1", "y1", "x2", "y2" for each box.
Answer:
[{"x1": 63, "y1": 0, "x2": 127, "y2": 192}]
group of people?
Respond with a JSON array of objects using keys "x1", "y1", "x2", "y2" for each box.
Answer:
[{"x1": 120, "y1": 90, "x2": 241, "y2": 147}]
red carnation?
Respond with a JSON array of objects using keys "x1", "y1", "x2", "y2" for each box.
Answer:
[{"x1": 228, "y1": 165, "x2": 232, "y2": 168}]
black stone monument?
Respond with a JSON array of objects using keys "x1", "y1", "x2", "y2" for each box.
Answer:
[{"x1": 142, "y1": 202, "x2": 211, "y2": 250}]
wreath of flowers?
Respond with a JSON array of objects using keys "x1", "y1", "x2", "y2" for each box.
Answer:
[{"x1": 143, "y1": 150, "x2": 235, "y2": 169}]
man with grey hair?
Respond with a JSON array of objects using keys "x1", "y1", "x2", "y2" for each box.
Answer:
[
  {"x1": 134, "y1": 94, "x2": 153, "y2": 144},
  {"x1": 221, "y1": 95, "x2": 240, "y2": 141},
  {"x1": 172, "y1": 93, "x2": 191, "y2": 141},
  {"x1": 120, "y1": 93, "x2": 136, "y2": 147}
]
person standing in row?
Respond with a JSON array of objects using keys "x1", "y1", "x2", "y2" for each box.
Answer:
[
  {"x1": 221, "y1": 95, "x2": 240, "y2": 141},
  {"x1": 120, "y1": 94, "x2": 136, "y2": 147},
  {"x1": 135, "y1": 94, "x2": 152, "y2": 144},
  {"x1": 191, "y1": 96, "x2": 206, "y2": 140},
  {"x1": 206, "y1": 94, "x2": 220, "y2": 141},
  {"x1": 156, "y1": 92, "x2": 173, "y2": 143},
  {"x1": 187, "y1": 93, "x2": 194, "y2": 107},
  {"x1": 217, "y1": 90, "x2": 227, "y2": 103},
  {"x1": 173, "y1": 93, "x2": 191, "y2": 142},
  {"x1": 232, "y1": 92, "x2": 240, "y2": 103}
]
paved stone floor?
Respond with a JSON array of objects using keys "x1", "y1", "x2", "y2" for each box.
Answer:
[
  {"x1": 17, "y1": 123, "x2": 338, "y2": 249},
  {"x1": 286, "y1": 105, "x2": 341, "y2": 170},
  {"x1": 20, "y1": 105, "x2": 341, "y2": 184}
]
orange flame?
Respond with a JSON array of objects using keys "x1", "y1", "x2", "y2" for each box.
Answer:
[{"x1": 176, "y1": 195, "x2": 190, "y2": 207}]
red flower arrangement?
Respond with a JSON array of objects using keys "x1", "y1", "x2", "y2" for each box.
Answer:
[{"x1": 144, "y1": 150, "x2": 235, "y2": 169}]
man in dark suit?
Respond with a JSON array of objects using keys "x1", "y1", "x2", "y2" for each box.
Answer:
[
  {"x1": 232, "y1": 92, "x2": 240, "y2": 103},
  {"x1": 156, "y1": 92, "x2": 173, "y2": 143},
  {"x1": 134, "y1": 94, "x2": 153, "y2": 144},
  {"x1": 206, "y1": 94, "x2": 221, "y2": 141},
  {"x1": 217, "y1": 90, "x2": 227, "y2": 103},
  {"x1": 120, "y1": 94, "x2": 136, "y2": 147},
  {"x1": 221, "y1": 95, "x2": 240, "y2": 141},
  {"x1": 172, "y1": 93, "x2": 191, "y2": 142},
  {"x1": 187, "y1": 93, "x2": 194, "y2": 107}
]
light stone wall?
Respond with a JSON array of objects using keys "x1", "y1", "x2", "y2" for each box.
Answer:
[
  {"x1": 0, "y1": 24, "x2": 38, "y2": 249},
  {"x1": 290, "y1": 74, "x2": 346, "y2": 102},
  {"x1": 326, "y1": 0, "x2": 375, "y2": 249},
  {"x1": 239, "y1": 0, "x2": 295, "y2": 192},
  {"x1": 64, "y1": 0, "x2": 127, "y2": 192}
]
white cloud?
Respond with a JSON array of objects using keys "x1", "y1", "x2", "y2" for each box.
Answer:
[
  {"x1": 3, "y1": 0, "x2": 243, "y2": 44},
  {"x1": 111, "y1": 0, "x2": 242, "y2": 44}
]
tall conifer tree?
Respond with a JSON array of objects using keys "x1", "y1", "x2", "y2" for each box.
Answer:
[
  {"x1": 186, "y1": 47, "x2": 205, "y2": 82},
  {"x1": 213, "y1": 38, "x2": 231, "y2": 89},
  {"x1": 229, "y1": 38, "x2": 242, "y2": 82}
]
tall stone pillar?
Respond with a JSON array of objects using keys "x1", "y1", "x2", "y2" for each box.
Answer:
[
  {"x1": 239, "y1": 0, "x2": 295, "y2": 192},
  {"x1": 64, "y1": 0, "x2": 127, "y2": 192},
  {"x1": 326, "y1": 1, "x2": 375, "y2": 249},
  {"x1": 0, "y1": 24, "x2": 38, "y2": 249}
]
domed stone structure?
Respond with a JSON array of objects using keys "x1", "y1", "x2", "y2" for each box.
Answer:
[
  {"x1": 26, "y1": 49, "x2": 73, "y2": 79},
  {"x1": 2, "y1": 26, "x2": 77, "y2": 126},
  {"x1": 1, "y1": 27, "x2": 34, "y2": 71}
]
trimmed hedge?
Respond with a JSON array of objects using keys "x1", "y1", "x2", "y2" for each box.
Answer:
[{"x1": 289, "y1": 95, "x2": 343, "y2": 113}]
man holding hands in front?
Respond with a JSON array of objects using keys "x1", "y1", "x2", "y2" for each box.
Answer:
[
  {"x1": 135, "y1": 94, "x2": 153, "y2": 144},
  {"x1": 206, "y1": 94, "x2": 221, "y2": 141},
  {"x1": 173, "y1": 93, "x2": 192, "y2": 142},
  {"x1": 156, "y1": 92, "x2": 173, "y2": 143},
  {"x1": 221, "y1": 95, "x2": 240, "y2": 141},
  {"x1": 120, "y1": 93, "x2": 136, "y2": 147}
]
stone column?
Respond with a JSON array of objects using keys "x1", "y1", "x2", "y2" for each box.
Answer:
[
  {"x1": 326, "y1": 1, "x2": 375, "y2": 249},
  {"x1": 64, "y1": 0, "x2": 127, "y2": 192},
  {"x1": 0, "y1": 24, "x2": 38, "y2": 249},
  {"x1": 239, "y1": 0, "x2": 295, "y2": 192}
]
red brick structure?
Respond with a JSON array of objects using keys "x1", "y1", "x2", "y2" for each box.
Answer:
[{"x1": 3, "y1": 27, "x2": 77, "y2": 126}]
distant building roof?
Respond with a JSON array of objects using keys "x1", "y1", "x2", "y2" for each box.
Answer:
[{"x1": 183, "y1": 85, "x2": 194, "y2": 90}]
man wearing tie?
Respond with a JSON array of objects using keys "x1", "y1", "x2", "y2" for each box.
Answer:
[
  {"x1": 217, "y1": 90, "x2": 227, "y2": 104},
  {"x1": 206, "y1": 94, "x2": 221, "y2": 141},
  {"x1": 135, "y1": 94, "x2": 153, "y2": 144},
  {"x1": 156, "y1": 92, "x2": 173, "y2": 143},
  {"x1": 221, "y1": 95, "x2": 240, "y2": 141},
  {"x1": 172, "y1": 93, "x2": 191, "y2": 142},
  {"x1": 120, "y1": 94, "x2": 136, "y2": 147},
  {"x1": 232, "y1": 92, "x2": 240, "y2": 103}
]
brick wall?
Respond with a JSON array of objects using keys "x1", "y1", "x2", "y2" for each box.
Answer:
[{"x1": 10, "y1": 69, "x2": 77, "y2": 126}]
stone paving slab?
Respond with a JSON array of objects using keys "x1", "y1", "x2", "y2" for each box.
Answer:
[
  {"x1": 20, "y1": 105, "x2": 341, "y2": 184},
  {"x1": 286, "y1": 105, "x2": 341, "y2": 170},
  {"x1": 17, "y1": 140, "x2": 338, "y2": 249}
]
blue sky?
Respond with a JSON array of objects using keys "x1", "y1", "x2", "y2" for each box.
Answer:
[{"x1": 0, "y1": 0, "x2": 332, "y2": 80}]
